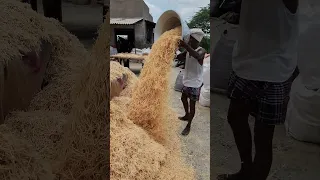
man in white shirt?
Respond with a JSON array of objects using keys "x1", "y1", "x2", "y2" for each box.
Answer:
[
  {"x1": 176, "y1": 29, "x2": 206, "y2": 136},
  {"x1": 218, "y1": 0, "x2": 299, "y2": 180}
]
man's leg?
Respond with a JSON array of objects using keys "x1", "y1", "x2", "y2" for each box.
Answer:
[
  {"x1": 251, "y1": 121, "x2": 275, "y2": 180},
  {"x1": 179, "y1": 92, "x2": 189, "y2": 121},
  {"x1": 181, "y1": 99, "x2": 196, "y2": 136},
  {"x1": 218, "y1": 99, "x2": 253, "y2": 180},
  {"x1": 250, "y1": 77, "x2": 292, "y2": 180}
]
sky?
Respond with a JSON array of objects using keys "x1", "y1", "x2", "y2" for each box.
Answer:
[{"x1": 144, "y1": 0, "x2": 209, "y2": 23}]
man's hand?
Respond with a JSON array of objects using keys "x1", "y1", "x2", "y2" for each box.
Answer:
[{"x1": 178, "y1": 39, "x2": 188, "y2": 48}]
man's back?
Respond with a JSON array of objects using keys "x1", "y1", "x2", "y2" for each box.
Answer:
[{"x1": 232, "y1": 0, "x2": 299, "y2": 82}]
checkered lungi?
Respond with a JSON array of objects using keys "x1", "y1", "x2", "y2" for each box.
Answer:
[
  {"x1": 227, "y1": 68, "x2": 299, "y2": 125},
  {"x1": 182, "y1": 86, "x2": 201, "y2": 101}
]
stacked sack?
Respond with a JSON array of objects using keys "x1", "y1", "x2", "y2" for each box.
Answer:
[{"x1": 199, "y1": 55, "x2": 210, "y2": 107}]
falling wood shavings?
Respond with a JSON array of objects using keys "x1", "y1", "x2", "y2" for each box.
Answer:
[
  {"x1": 128, "y1": 27, "x2": 181, "y2": 145},
  {"x1": 56, "y1": 12, "x2": 110, "y2": 180}
]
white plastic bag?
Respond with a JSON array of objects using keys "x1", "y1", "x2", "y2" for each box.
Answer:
[
  {"x1": 142, "y1": 48, "x2": 151, "y2": 55},
  {"x1": 297, "y1": 22, "x2": 320, "y2": 90},
  {"x1": 110, "y1": 46, "x2": 118, "y2": 56},
  {"x1": 174, "y1": 70, "x2": 184, "y2": 92},
  {"x1": 285, "y1": 76, "x2": 320, "y2": 143},
  {"x1": 199, "y1": 87, "x2": 210, "y2": 107},
  {"x1": 203, "y1": 55, "x2": 210, "y2": 90},
  {"x1": 131, "y1": 48, "x2": 142, "y2": 55}
]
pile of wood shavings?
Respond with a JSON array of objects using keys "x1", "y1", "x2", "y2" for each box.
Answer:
[
  {"x1": 110, "y1": 97, "x2": 194, "y2": 180},
  {"x1": 110, "y1": 27, "x2": 194, "y2": 179},
  {"x1": 0, "y1": 0, "x2": 89, "y2": 114},
  {"x1": 0, "y1": 125, "x2": 54, "y2": 180},
  {"x1": 128, "y1": 27, "x2": 182, "y2": 144},
  {"x1": 56, "y1": 12, "x2": 110, "y2": 180},
  {"x1": 4, "y1": 110, "x2": 67, "y2": 164},
  {"x1": 110, "y1": 61, "x2": 138, "y2": 98},
  {"x1": 110, "y1": 98, "x2": 168, "y2": 179}
]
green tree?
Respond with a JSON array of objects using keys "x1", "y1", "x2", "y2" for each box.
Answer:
[{"x1": 187, "y1": 4, "x2": 210, "y2": 52}]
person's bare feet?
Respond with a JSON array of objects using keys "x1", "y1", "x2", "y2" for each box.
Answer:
[
  {"x1": 178, "y1": 114, "x2": 189, "y2": 121},
  {"x1": 181, "y1": 124, "x2": 191, "y2": 136}
]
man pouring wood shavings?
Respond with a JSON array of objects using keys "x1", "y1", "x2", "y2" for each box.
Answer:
[{"x1": 176, "y1": 28, "x2": 206, "y2": 136}]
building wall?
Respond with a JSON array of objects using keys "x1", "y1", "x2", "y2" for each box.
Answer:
[
  {"x1": 134, "y1": 20, "x2": 146, "y2": 48},
  {"x1": 110, "y1": 24, "x2": 135, "y2": 46},
  {"x1": 142, "y1": 4, "x2": 153, "y2": 22},
  {"x1": 110, "y1": 0, "x2": 153, "y2": 21},
  {"x1": 110, "y1": 21, "x2": 149, "y2": 49},
  {"x1": 110, "y1": 0, "x2": 154, "y2": 49}
]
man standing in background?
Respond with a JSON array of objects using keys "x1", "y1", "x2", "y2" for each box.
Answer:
[
  {"x1": 218, "y1": 0, "x2": 299, "y2": 180},
  {"x1": 177, "y1": 28, "x2": 206, "y2": 136}
]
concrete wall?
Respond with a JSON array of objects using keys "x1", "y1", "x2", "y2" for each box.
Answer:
[
  {"x1": 110, "y1": 0, "x2": 153, "y2": 21},
  {"x1": 110, "y1": 0, "x2": 154, "y2": 49},
  {"x1": 110, "y1": 21, "x2": 149, "y2": 49},
  {"x1": 142, "y1": 4, "x2": 153, "y2": 22},
  {"x1": 134, "y1": 20, "x2": 146, "y2": 48},
  {"x1": 110, "y1": 24, "x2": 135, "y2": 46}
]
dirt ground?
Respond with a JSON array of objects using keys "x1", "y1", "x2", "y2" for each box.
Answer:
[{"x1": 210, "y1": 93, "x2": 320, "y2": 180}]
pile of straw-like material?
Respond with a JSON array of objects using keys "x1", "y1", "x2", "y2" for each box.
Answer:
[
  {"x1": 128, "y1": 27, "x2": 182, "y2": 144},
  {"x1": 110, "y1": 61, "x2": 138, "y2": 98},
  {"x1": 1, "y1": 0, "x2": 95, "y2": 179},
  {"x1": 1, "y1": 1, "x2": 194, "y2": 179},
  {"x1": 0, "y1": 0, "x2": 89, "y2": 114},
  {"x1": 110, "y1": 26, "x2": 195, "y2": 179},
  {"x1": 5, "y1": 110, "x2": 67, "y2": 163},
  {"x1": 0, "y1": 125, "x2": 54, "y2": 180},
  {"x1": 55, "y1": 12, "x2": 110, "y2": 180}
]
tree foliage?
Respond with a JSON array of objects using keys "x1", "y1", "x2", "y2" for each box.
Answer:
[{"x1": 187, "y1": 4, "x2": 210, "y2": 34}]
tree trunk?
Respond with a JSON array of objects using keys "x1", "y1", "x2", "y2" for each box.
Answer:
[{"x1": 43, "y1": 0, "x2": 62, "y2": 22}]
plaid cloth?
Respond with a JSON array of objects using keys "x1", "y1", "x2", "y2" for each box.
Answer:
[
  {"x1": 227, "y1": 68, "x2": 299, "y2": 125},
  {"x1": 182, "y1": 86, "x2": 201, "y2": 101}
]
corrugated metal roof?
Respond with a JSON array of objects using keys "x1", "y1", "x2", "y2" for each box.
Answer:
[{"x1": 110, "y1": 18, "x2": 143, "y2": 25}]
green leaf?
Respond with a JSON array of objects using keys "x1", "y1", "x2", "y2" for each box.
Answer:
[{"x1": 187, "y1": 4, "x2": 210, "y2": 34}]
